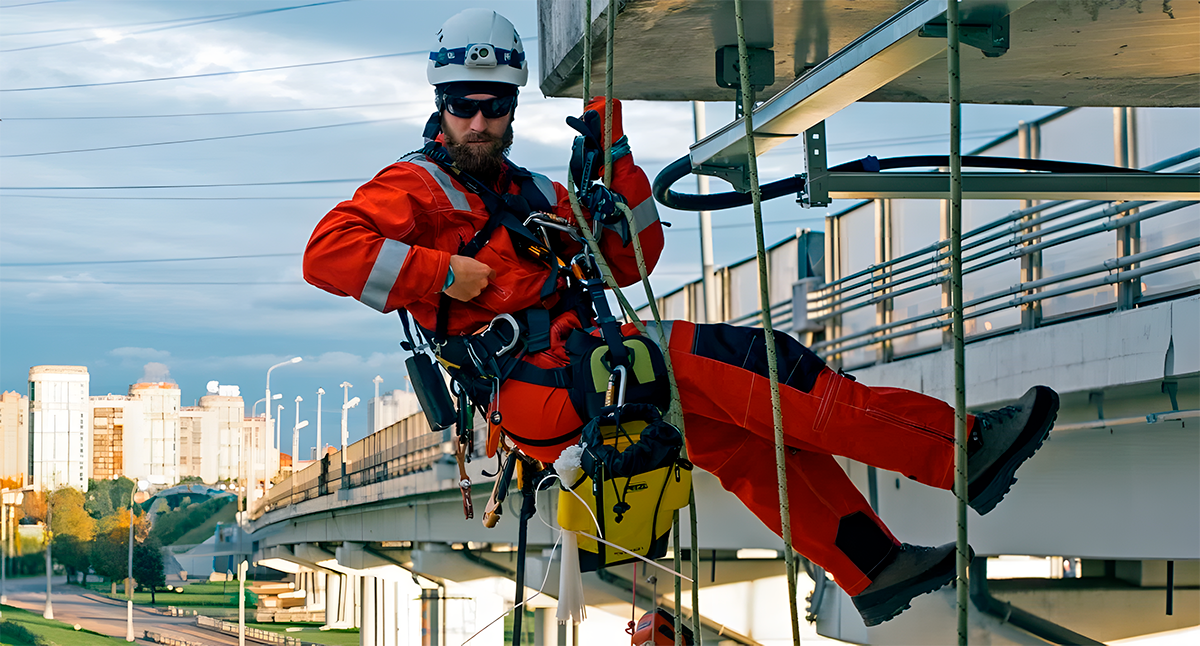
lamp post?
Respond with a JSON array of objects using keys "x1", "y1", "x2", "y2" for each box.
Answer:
[
  {"x1": 247, "y1": 394, "x2": 280, "y2": 519},
  {"x1": 263, "y1": 357, "x2": 302, "y2": 510},
  {"x1": 315, "y1": 388, "x2": 325, "y2": 459},
  {"x1": 340, "y1": 383, "x2": 359, "y2": 484},
  {"x1": 126, "y1": 479, "x2": 150, "y2": 642},
  {"x1": 292, "y1": 396, "x2": 308, "y2": 475},
  {"x1": 44, "y1": 492, "x2": 52, "y2": 620},
  {"x1": 372, "y1": 375, "x2": 383, "y2": 435},
  {"x1": 276, "y1": 404, "x2": 284, "y2": 483}
]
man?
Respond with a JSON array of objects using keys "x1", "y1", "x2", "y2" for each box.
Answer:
[{"x1": 304, "y1": 8, "x2": 1059, "y2": 627}]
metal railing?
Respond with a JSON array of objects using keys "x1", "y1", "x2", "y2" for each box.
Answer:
[
  {"x1": 810, "y1": 156, "x2": 1198, "y2": 362},
  {"x1": 196, "y1": 615, "x2": 318, "y2": 645},
  {"x1": 254, "y1": 411, "x2": 450, "y2": 519}
]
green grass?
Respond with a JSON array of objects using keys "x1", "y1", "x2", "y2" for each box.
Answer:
[
  {"x1": 246, "y1": 622, "x2": 360, "y2": 646},
  {"x1": 171, "y1": 499, "x2": 237, "y2": 546},
  {"x1": 0, "y1": 604, "x2": 129, "y2": 645},
  {"x1": 82, "y1": 580, "x2": 242, "y2": 607}
]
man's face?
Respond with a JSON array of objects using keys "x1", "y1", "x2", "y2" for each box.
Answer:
[{"x1": 441, "y1": 93, "x2": 514, "y2": 182}]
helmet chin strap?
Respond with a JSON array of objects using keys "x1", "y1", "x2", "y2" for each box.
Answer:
[{"x1": 423, "y1": 111, "x2": 442, "y2": 144}]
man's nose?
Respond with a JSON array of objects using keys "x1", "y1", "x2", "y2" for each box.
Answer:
[{"x1": 468, "y1": 111, "x2": 489, "y2": 131}]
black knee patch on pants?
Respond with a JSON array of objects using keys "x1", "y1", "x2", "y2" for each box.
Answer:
[
  {"x1": 692, "y1": 324, "x2": 826, "y2": 393},
  {"x1": 835, "y1": 511, "x2": 899, "y2": 580}
]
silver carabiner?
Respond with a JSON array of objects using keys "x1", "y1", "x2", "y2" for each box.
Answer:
[{"x1": 485, "y1": 312, "x2": 521, "y2": 357}]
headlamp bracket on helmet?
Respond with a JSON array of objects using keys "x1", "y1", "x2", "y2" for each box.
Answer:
[{"x1": 465, "y1": 43, "x2": 496, "y2": 68}]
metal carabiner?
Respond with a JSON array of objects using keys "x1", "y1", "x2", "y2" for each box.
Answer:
[{"x1": 605, "y1": 364, "x2": 628, "y2": 408}]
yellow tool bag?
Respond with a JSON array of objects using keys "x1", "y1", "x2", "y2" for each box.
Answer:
[{"x1": 557, "y1": 403, "x2": 693, "y2": 572}]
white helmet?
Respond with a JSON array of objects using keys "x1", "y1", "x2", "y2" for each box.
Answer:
[{"x1": 428, "y1": 9, "x2": 528, "y2": 88}]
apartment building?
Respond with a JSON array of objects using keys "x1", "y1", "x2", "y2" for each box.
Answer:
[
  {"x1": 0, "y1": 391, "x2": 29, "y2": 483},
  {"x1": 89, "y1": 395, "x2": 143, "y2": 481},
  {"x1": 128, "y1": 382, "x2": 181, "y2": 486},
  {"x1": 28, "y1": 366, "x2": 90, "y2": 491}
]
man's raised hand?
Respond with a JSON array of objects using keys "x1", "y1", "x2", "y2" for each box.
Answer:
[{"x1": 444, "y1": 255, "x2": 496, "y2": 301}]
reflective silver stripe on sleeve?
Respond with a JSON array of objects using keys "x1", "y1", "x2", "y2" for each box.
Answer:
[
  {"x1": 529, "y1": 173, "x2": 558, "y2": 209},
  {"x1": 406, "y1": 158, "x2": 472, "y2": 212},
  {"x1": 360, "y1": 238, "x2": 409, "y2": 312},
  {"x1": 627, "y1": 197, "x2": 660, "y2": 234}
]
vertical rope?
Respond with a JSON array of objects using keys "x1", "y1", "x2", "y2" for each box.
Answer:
[
  {"x1": 582, "y1": 0, "x2": 592, "y2": 104},
  {"x1": 946, "y1": 3, "x2": 970, "y2": 644},
  {"x1": 603, "y1": 0, "x2": 615, "y2": 189},
  {"x1": 733, "y1": 1, "x2": 800, "y2": 644}
]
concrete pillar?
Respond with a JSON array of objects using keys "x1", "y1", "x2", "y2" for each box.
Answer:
[
  {"x1": 326, "y1": 572, "x2": 343, "y2": 628},
  {"x1": 360, "y1": 576, "x2": 375, "y2": 646}
]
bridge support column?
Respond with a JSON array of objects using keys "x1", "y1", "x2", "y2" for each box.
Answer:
[{"x1": 360, "y1": 576, "x2": 375, "y2": 646}]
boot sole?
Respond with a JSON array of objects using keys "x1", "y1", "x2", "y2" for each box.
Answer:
[
  {"x1": 852, "y1": 547, "x2": 967, "y2": 627},
  {"x1": 968, "y1": 386, "x2": 1059, "y2": 515}
]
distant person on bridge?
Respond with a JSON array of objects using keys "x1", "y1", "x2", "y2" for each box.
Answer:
[{"x1": 302, "y1": 8, "x2": 1060, "y2": 627}]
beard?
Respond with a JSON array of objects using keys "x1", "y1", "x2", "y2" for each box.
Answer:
[{"x1": 443, "y1": 122, "x2": 514, "y2": 184}]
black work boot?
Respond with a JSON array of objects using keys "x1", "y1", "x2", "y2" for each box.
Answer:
[
  {"x1": 967, "y1": 385, "x2": 1059, "y2": 515},
  {"x1": 851, "y1": 542, "x2": 965, "y2": 627}
]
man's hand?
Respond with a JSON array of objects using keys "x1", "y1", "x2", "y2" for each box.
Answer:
[{"x1": 444, "y1": 255, "x2": 496, "y2": 301}]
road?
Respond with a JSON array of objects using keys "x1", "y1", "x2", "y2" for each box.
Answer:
[{"x1": 1, "y1": 574, "x2": 242, "y2": 645}]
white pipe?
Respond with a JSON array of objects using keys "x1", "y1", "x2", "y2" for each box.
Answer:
[{"x1": 693, "y1": 101, "x2": 718, "y2": 323}]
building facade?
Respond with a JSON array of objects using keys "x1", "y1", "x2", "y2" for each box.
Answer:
[
  {"x1": 200, "y1": 388, "x2": 245, "y2": 483},
  {"x1": 28, "y1": 366, "x2": 90, "y2": 491},
  {"x1": 0, "y1": 391, "x2": 29, "y2": 484},
  {"x1": 89, "y1": 395, "x2": 143, "y2": 481},
  {"x1": 128, "y1": 382, "x2": 181, "y2": 486}
]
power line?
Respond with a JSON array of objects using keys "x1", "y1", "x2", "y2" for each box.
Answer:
[
  {"x1": 0, "y1": 35, "x2": 535, "y2": 92},
  {"x1": 0, "y1": 101, "x2": 422, "y2": 120},
  {"x1": 0, "y1": 50, "x2": 422, "y2": 92},
  {"x1": 0, "y1": 116, "x2": 414, "y2": 158},
  {"x1": 0, "y1": 0, "x2": 354, "y2": 53},
  {"x1": 1, "y1": 278, "x2": 297, "y2": 285},
  {"x1": 1, "y1": 252, "x2": 300, "y2": 267},
  {"x1": 0, "y1": 0, "x2": 75, "y2": 8},
  {"x1": 1, "y1": 194, "x2": 344, "y2": 200},
  {"x1": 1, "y1": 179, "x2": 362, "y2": 190}
]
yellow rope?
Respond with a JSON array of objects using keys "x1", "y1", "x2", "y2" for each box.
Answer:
[{"x1": 734, "y1": 0, "x2": 801, "y2": 643}]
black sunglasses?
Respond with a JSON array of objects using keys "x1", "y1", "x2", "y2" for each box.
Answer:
[{"x1": 443, "y1": 94, "x2": 516, "y2": 119}]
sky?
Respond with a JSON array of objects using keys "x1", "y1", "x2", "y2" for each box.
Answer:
[{"x1": 0, "y1": 0, "x2": 1062, "y2": 451}]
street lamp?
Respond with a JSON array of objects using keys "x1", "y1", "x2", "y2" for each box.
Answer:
[
  {"x1": 276, "y1": 404, "x2": 284, "y2": 481},
  {"x1": 372, "y1": 375, "x2": 383, "y2": 435},
  {"x1": 315, "y1": 388, "x2": 325, "y2": 459},
  {"x1": 263, "y1": 357, "x2": 302, "y2": 510},
  {"x1": 245, "y1": 394, "x2": 280, "y2": 522},
  {"x1": 126, "y1": 478, "x2": 150, "y2": 642},
  {"x1": 292, "y1": 396, "x2": 308, "y2": 475},
  {"x1": 340, "y1": 383, "x2": 359, "y2": 483}
]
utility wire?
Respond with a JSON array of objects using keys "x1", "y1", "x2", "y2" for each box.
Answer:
[
  {"x1": 0, "y1": 0, "x2": 74, "y2": 8},
  {"x1": 0, "y1": 116, "x2": 414, "y2": 158},
  {"x1": 1, "y1": 252, "x2": 300, "y2": 267},
  {"x1": 1, "y1": 278, "x2": 297, "y2": 285},
  {"x1": 0, "y1": 36, "x2": 535, "y2": 92},
  {"x1": 1, "y1": 179, "x2": 363, "y2": 190},
  {"x1": 0, "y1": 100, "x2": 422, "y2": 120},
  {"x1": 1, "y1": 194, "x2": 344, "y2": 200},
  {"x1": 0, "y1": 0, "x2": 354, "y2": 53}
]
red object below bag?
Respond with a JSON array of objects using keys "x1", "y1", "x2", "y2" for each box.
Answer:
[{"x1": 630, "y1": 607, "x2": 693, "y2": 646}]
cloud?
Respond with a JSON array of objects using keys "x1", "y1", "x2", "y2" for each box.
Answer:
[
  {"x1": 110, "y1": 347, "x2": 172, "y2": 361},
  {"x1": 138, "y1": 361, "x2": 175, "y2": 384}
]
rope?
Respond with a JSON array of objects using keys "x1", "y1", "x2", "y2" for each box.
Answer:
[
  {"x1": 582, "y1": 0, "x2": 592, "y2": 104},
  {"x1": 947, "y1": 5, "x2": 970, "y2": 645},
  {"x1": 573, "y1": 2, "x2": 702, "y2": 642},
  {"x1": 734, "y1": 1, "x2": 801, "y2": 644}
]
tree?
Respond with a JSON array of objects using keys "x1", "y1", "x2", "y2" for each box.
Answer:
[
  {"x1": 21, "y1": 490, "x2": 46, "y2": 524},
  {"x1": 90, "y1": 509, "x2": 147, "y2": 593},
  {"x1": 50, "y1": 488, "x2": 95, "y2": 584},
  {"x1": 132, "y1": 536, "x2": 166, "y2": 604},
  {"x1": 85, "y1": 479, "x2": 115, "y2": 519},
  {"x1": 177, "y1": 475, "x2": 204, "y2": 485},
  {"x1": 108, "y1": 476, "x2": 135, "y2": 512}
]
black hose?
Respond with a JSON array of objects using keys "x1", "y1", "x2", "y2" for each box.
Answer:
[{"x1": 652, "y1": 153, "x2": 1153, "y2": 212}]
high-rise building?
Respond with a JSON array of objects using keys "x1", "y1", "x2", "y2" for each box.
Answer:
[
  {"x1": 179, "y1": 407, "x2": 214, "y2": 482},
  {"x1": 0, "y1": 391, "x2": 29, "y2": 484},
  {"x1": 128, "y1": 382, "x2": 181, "y2": 485},
  {"x1": 89, "y1": 395, "x2": 144, "y2": 481},
  {"x1": 200, "y1": 384, "x2": 245, "y2": 483},
  {"x1": 367, "y1": 389, "x2": 421, "y2": 437},
  {"x1": 242, "y1": 415, "x2": 277, "y2": 504},
  {"x1": 28, "y1": 366, "x2": 90, "y2": 491}
]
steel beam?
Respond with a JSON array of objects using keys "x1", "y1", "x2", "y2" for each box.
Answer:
[
  {"x1": 690, "y1": 1, "x2": 1036, "y2": 188},
  {"x1": 825, "y1": 171, "x2": 1200, "y2": 201}
]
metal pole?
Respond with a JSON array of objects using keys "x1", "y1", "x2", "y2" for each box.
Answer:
[
  {"x1": 43, "y1": 496, "x2": 52, "y2": 619},
  {"x1": 693, "y1": 101, "x2": 718, "y2": 323},
  {"x1": 293, "y1": 396, "x2": 303, "y2": 476},
  {"x1": 316, "y1": 388, "x2": 325, "y2": 460},
  {"x1": 734, "y1": 1, "x2": 800, "y2": 643},
  {"x1": 373, "y1": 376, "x2": 382, "y2": 435},
  {"x1": 1, "y1": 490, "x2": 7, "y2": 607},
  {"x1": 126, "y1": 487, "x2": 136, "y2": 641},
  {"x1": 276, "y1": 404, "x2": 283, "y2": 482},
  {"x1": 238, "y1": 558, "x2": 247, "y2": 646},
  {"x1": 263, "y1": 387, "x2": 271, "y2": 512},
  {"x1": 946, "y1": 2, "x2": 970, "y2": 644}
]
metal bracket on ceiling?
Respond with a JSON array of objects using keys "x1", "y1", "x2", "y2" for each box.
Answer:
[
  {"x1": 798, "y1": 121, "x2": 830, "y2": 208},
  {"x1": 696, "y1": 162, "x2": 750, "y2": 194},
  {"x1": 918, "y1": 11, "x2": 1010, "y2": 58},
  {"x1": 716, "y1": 45, "x2": 775, "y2": 119}
]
